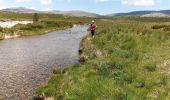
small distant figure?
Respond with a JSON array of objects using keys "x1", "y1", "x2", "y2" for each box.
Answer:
[{"x1": 89, "y1": 20, "x2": 97, "y2": 37}]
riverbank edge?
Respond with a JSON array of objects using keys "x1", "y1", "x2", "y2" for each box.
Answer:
[
  {"x1": 33, "y1": 33, "x2": 90, "y2": 100},
  {"x1": 0, "y1": 26, "x2": 71, "y2": 40}
]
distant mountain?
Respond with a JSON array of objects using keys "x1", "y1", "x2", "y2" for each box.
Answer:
[
  {"x1": 108, "y1": 10, "x2": 170, "y2": 17},
  {"x1": 51, "y1": 10, "x2": 100, "y2": 17},
  {"x1": 1, "y1": 7, "x2": 40, "y2": 13},
  {"x1": 0, "y1": 7, "x2": 100, "y2": 17},
  {"x1": 1, "y1": 7, "x2": 170, "y2": 17},
  {"x1": 141, "y1": 13, "x2": 170, "y2": 17}
]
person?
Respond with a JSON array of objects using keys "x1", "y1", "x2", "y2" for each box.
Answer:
[{"x1": 89, "y1": 20, "x2": 96, "y2": 37}]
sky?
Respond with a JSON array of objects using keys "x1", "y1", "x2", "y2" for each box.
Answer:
[{"x1": 0, "y1": 0, "x2": 170, "y2": 15}]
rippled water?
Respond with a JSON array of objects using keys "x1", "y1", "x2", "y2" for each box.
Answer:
[{"x1": 0, "y1": 26, "x2": 88, "y2": 100}]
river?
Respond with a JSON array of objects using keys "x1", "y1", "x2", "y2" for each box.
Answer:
[{"x1": 0, "y1": 26, "x2": 88, "y2": 100}]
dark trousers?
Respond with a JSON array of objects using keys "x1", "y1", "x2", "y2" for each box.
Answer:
[{"x1": 91, "y1": 30, "x2": 95, "y2": 36}]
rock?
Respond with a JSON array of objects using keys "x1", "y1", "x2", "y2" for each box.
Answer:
[
  {"x1": 94, "y1": 50, "x2": 103, "y2": 58},
  {"x1": 78, "y1": 47, "x2": 84, "y2": 54},
  {"x1": 79, "y1": 55, "x2": 85, "y2": 63},
  {"x1": 32, "y1": 95, "x2": 55, "y2": 100}
]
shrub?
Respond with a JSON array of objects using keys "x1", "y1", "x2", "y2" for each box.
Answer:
[
  {"x1": 151, "y1": 25, "x2": 168, "y2": 29},
  {"x1": 0, "y1": 27, "x2": 3, "y2": 32},
  {"x1": 163, "y1": 27, "x2": 170, "y2": 31},
  {"x1": 43, "y1": 21, "x2": 60, "y2": 27},
  {"x1": 17, "y1": 23, "x2": 45, "y2": 31},
  {"x1": 43, "y1": 21, "x2": 73, "y2": 28},
  {"x1": 33, "y1": 13, "x2": 39, "y2": 22}
]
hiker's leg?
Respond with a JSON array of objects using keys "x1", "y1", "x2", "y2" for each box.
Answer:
[
  {"x1": 93, "y1": 30, "x2": 95, "y2": 36},
  {"x1": 91, "y1": 30, "x2": 94, "y2": 36}
]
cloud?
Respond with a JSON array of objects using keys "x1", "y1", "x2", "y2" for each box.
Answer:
[
  {"x1": 16, "y1": 0, "x2": 31, "y2": 2},
  {"x1": 0, "y1": 6, "x2": 6, "y2": 10},
  {"x1": 40, "y1": 0, "x2": 52, "y2": 5},
  {"x1": 121, "y1": 0, "x2": 156, "y2": 6}
]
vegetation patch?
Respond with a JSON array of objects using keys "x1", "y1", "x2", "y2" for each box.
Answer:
[{"x1": 36, "y1": 18, "x2": 170, "y2": 99}]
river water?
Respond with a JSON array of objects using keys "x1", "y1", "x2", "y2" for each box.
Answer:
[{"x1": 0, "y1": 26, "x2": 88, "y2": 100}]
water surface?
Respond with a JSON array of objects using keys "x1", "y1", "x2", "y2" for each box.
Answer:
[{"x1": 0, "y1": 26, "x2": 87, "y2": 100}]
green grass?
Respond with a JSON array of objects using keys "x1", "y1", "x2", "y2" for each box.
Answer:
[
  {"x1": 0, "y1": 21, "x2": 73, "y2": 39},
  {"x1": 0, "y1": 12, "x2": 96, "y2": 39},
  {"x1": 36, "y1": 18, "x2": 170, "y2": 100},
  {"x1": 0, "y1": 12, "x2": 96, "y2": 22},
  {"x1": 0, "y1": 11, "x2": 100, "y2": 39}
]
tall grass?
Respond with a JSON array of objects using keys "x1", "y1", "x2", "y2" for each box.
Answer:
[{"x1": 36, "y1": 19, "x2": 170, "y2": 99}]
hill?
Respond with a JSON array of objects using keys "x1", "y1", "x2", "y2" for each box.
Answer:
[
  {"x1": 0, "y1": 7, "x2": 100, "y2": 17},
  {"x1": 108, "y1": 10, "x2": 170, "y2": 17},
  {"x1": 1, "y1": 7, "x2": 40, "y2": 13}
]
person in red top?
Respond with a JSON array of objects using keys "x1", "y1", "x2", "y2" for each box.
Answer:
[{"x1": 90, "y1": 20, "x2": 97, "y2": 37}]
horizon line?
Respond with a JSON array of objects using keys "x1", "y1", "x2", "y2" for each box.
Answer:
[{"x1": 1, "y1": 6, "x2": 170, "y2": 15}]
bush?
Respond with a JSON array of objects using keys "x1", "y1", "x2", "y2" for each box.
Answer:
[
  {"x1": 163, "y1": 27, "x2": 170, "y2": 31},
  {"x1": 151, "y1": 25, "x2": 169, "y2": 29},
  {"x1": 16, "y1": 23, "x2": 45, "y2": 31},
  {"x1": 0, "y1": 27, "x2": 3, "y2": 32},
  {"x1": 33, "y1": 13, "x2": 39, "y2": 22},
  {"x1": 43, "y1": 21, "x2": 72, "y2": 28},
  {"x1": 43, "y1": 21, "x2": 60, "y2": 27}
]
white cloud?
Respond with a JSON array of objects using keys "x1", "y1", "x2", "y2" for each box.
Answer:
[
  {"x1": 43, "y1": 8, "x2": 52, "y2": 11},
  {"x1": 16, "y1": 0, "x2": 31, "y2": 2},
  {"x1": 0, "y1": 6, "x2": 6, "y2": 10},
  {"x1": 40, "y1": 0, "x2": 52, "y2": 5},
  {"x1": 28, "y1": 7, "x2": 38, "y2": 10},
  {"x1": 157, "y1": 0, "x2": 161, "y2": 3},
  {"x1": 121, "y1": 0, "x2": 155, "y2": 6}
]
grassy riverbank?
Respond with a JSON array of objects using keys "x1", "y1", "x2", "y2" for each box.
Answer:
[
  {"x1": 36, "y1": 18, "x2": 170, "y2": 99},
  {"x1": 0, "y1": 21, "x2": 73, "y2": 39},
  {"x1": 0, "y1": 12, "x2": 95, "y2": 39},
  {"x1": 0, "y1": 12, "x2": 95, "y2": 22}
]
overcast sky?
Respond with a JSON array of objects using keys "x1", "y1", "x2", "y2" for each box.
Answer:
[{"x1": 0, "y1": 0, "x2": 169, "y2": 14}]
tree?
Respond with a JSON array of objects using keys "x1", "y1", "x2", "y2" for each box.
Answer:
[{"x1": 33, "y1": 13, "x2": 39, "y2": 23}]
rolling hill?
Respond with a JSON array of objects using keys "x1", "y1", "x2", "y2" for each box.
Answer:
[
  {"x1": 0, "y1": 7, "x2": 100, "y2": 17},
  {"x1": 108, "y1": 10, "x2": 170, "y2": 17},
  {"x1": 1, "y1": 7, "x2": 170, "y2": 17}
]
